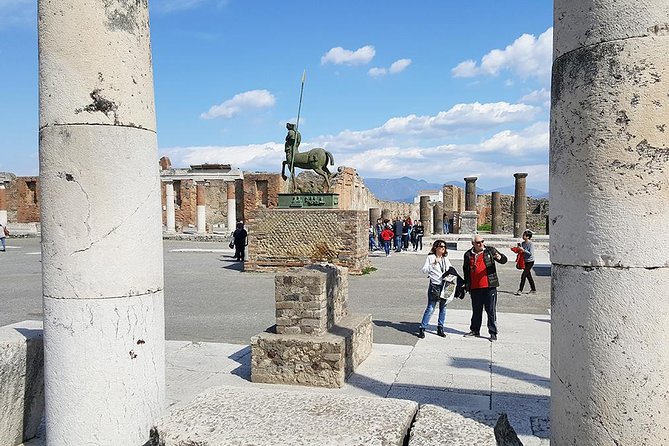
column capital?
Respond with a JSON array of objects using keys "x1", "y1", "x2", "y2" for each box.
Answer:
[
  {"x1": 464, "y1": 177, "x2": 478, "y2": 183},
  {"x1": 513, "y1": 172, "x2": 528, "y2": 179}
]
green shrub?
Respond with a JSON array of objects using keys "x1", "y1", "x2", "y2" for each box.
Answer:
[
  {"x1": 477, "y1": 223, "x2": 491, "y2": 232},
  {"x1": 361, "y1": 266, "x2": 377, "y2": 275}
]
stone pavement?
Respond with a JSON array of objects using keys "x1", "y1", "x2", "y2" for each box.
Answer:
[{"x1": 23, "y1": 308, "x2": 549, "y2": 445}]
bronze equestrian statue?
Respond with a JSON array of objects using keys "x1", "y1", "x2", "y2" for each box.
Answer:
[{"x1": 281, "y1": 122, "x2": 335, "y2": 192}]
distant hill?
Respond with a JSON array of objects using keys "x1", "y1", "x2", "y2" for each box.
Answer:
[{"x1": 363, "y1": 177, "x2": 547, "y2": 202}]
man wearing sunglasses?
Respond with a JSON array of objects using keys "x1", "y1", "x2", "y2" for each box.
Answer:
[{"x1": 463, "y1": 234, "x2": 507, "y2": 341}]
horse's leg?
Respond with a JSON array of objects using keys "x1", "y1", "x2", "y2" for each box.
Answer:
[
  {"x1": 281, "y1": 160, "x2": 287, "y2": 180},
  {"x1": 314, "y1": 168, "x2": 330, "y2": 192}
]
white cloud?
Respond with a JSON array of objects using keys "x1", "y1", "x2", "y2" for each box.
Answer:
[
  {"x1": 520, "y1": 88, "x2": 551, "y2": 108},
  {"x1": 0, "y1": 0, "x2": 34, "y2": 28},
  {"x1": 200, "y1": 89, "x2": 276, "y2": 120},
  {"x1": 389, "y1": 58, "x2": 412, "y2": 73},
  {"x1": 321, "y1": 45, "x2": 375, "y2": 66},
  {"x1": 368, "y1": 58, "x2": 412, "y2": 78},
  {"x1": 452, "y1": 27, "x2": 553, "y2": 83}
]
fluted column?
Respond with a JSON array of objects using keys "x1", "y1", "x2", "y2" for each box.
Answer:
[
  {"x1": 227, "y1": 182, "x2": 236, "y2": 232},
  {"x1": 551, "y1": 2, "x2": 669, "y2": 444},
  {"x1": 165, "y1": 181, "x2": 176, "y2": 233},
  {"x1": 196, "y1": 182, "x2": 206, "y2": 234},
  {"x1": 491, "y1": 192, "x2": 501, "y2": 234},
  {"x1": 464, "y1": 177, "x2": 477, "y2": 211},
  {"x1": 38, "y1": 0, "x2": 165, "y2": 442},
  {"x1": 513, "y1": 173, "x2": 528, "y2": 238}
]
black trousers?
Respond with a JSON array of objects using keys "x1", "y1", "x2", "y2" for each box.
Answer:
[
  {"x1": 519, "y1": 261, "x2": 536, "y2": 291},
  {"x1": 470, "y1": 287, "x2": 497, "y2": 335}
]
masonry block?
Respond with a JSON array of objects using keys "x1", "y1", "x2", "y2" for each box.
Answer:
[{"x1": 0, "y1": 321, "x2": 45, "y2": 446}]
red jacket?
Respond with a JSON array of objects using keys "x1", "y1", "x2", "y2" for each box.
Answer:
[
  {"x1": 511, "y1": 246, "x2": 525, "y2": 270},
  {"x1": 380, "y1": 228, "x2": 394, "y2": 241}
]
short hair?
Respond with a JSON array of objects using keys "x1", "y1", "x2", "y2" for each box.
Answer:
[
  {"x1": 471, "y1": 233, "x2": 482, "y2": 242},
  {"x1": 523, "y1": 230, "x2": 533, "y2": 238}
]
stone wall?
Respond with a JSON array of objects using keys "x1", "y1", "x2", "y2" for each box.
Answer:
[
  {"x1": 240, "y1": 172, "x2": 285, "y2": 224},
  {"x1": 162, "y1": 179, "x2": 230, "y2": 231},
  {"x1": 3, "y1": 175, "x2": 41, "y2": 223},
  {"x1": 245, "y1": 208, "x2": 370, "y2": 274},
  {"x1": 475, "y1": 194, "x2": 549, "y2": 233}
]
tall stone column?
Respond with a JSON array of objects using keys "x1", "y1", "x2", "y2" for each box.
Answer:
[
  {"x1": 513, "y1": 173, "x2": 528, "y2": 238},
  {"x1": 38, "y1": 0, "x2": 165, "y2": 443},
  {"x1": 491, "y1": 192, "x2": 501, "y2": 234},
  {"x1": 551, "y1": 2, "x2": 669, "y2": 444},
  {"x1": 432, "y1": 202, "x2": 443, "y2": 235},
  {"x1": 369, "y1": 207, "x2": 381, "y2": 225},
  {"x1": 419, "y1": 196, "x2": 431, "y2": 236},
  {"x1": 464, "y1": 177, "x2": 477, "y2": 211},
  {"x1": 0, "y1": 182, "x2": 7, "y2": 227},
  {"x1": 196, "y1": 182, "x2": 206, "y2": 234},
  {"x1": 227, "y1": 182, "x2": 236, "y2": 232},
  {"x1": 381, "y1": 208, "x2": 391, "y2": 222},
  {"x1": 165, "y1": 181, "x2": 176, "y2": 233}
]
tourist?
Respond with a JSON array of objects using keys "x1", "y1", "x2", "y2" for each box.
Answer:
[
  {"x1": 232, "y1": 221, "x2": 248, "y2": 261},
  {"x1": 462, "y1": 234, "x2": 507, "y2": 341},
  {"x1": 368, "y1": 223, "x2": 379, "y2": 251},
  {"x1": 515, "y1": 230, "x2": 536, "y2": 295},
  {"x1": 393, "y1": 218, "x2": 403, "y2": 252},
  {"x1": 375, "y1": 218, "x2": 384, "y2": 248},
  {"x1": 380, "y1": 224, "x2": 394, "y2": 257},
  {"x1": 418, "y1": 240, "x2": 453, "y2": 338},
  {"x1": 412, "y1": 220, "x2": 424, "y2": 251},
  {"x1": 0, "y1": 222, "x2": 7, "y2": 252},
  {"x1": 401, "y1": 217, "x2": 411, "y2": 250}
]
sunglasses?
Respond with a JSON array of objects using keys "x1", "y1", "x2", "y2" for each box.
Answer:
[
  {"x1": 437, "y1": 245, "x2": 446, "y2": 248},
  {"x1": 474, "y1": 240, "x2": 484, "y2": 244}
]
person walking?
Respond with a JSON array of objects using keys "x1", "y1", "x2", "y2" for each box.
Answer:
[
  {"x1": 412, "y1": 220, "x2": 424, "y2": 251},
  {"x1": 232, "y1": 221, "x2": 248, "y2": 261},
  {"x1": 515, "y1": 230, "x2": 536, "y2": 295},
  {"x1": 417, "y1": 240, "x2": 453, "y2": 338},
  {"x1": 0, "y1": 222, "x2": 7, "y2": 252},
  {"x1": 380, "y1": 224, "x2": 394, "y2": 257},
  {"x1": 463, "y1": 234, "x2": 507, "y2": 341}
]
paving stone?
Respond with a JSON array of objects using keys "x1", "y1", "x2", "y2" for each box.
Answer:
[
  {"x1": 407, "y1": 404, "x2": 498, "y2": 446},
  {"x1": 388, "y1": 386, "x2": 490, "y2": 411},
  {"x1": 150, "y1": 385, "x2": 418, "y2": 446}
]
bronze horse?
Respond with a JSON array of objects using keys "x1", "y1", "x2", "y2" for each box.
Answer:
[{"x1": 281, "y1": 145, "x2": 335, "y2": 191}]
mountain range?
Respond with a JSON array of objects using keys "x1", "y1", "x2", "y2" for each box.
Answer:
[{"x1": 363, "y1": 176, "x2": 548, "y2": 203}]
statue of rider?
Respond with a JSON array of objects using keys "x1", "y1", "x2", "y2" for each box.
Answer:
[{"x1": 285, "y1": 122, "x2": 301, "y2": 155}]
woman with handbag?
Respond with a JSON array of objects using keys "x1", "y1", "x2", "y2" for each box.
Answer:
[{"x1": 417, "y1": 239, "x2": 455, "y2": 338}]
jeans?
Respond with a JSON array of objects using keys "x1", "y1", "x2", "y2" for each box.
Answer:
[
  {"x1": 369, "y1": 236, "x2": 377, "y2": 250},
  {"x1": 519, "y1": 261, "x2": 536, "y2": 291},
  {"x1": 382, "y1": 240, "x2": 391, "y2": 255},
  {"x1": 420, "y1": 282, "x2": 447, "y2": 329},
  {"x1": 469, "y1": 287, "x2": 497, "y2": 335},
  {"x1": 0, "y1": 237, "x2": 5, "y2": 250},
  {"x1": 394, "y1": 235, "x2": 402, "y2": 251}
]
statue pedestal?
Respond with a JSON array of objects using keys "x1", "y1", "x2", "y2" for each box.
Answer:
[
  {"x1": 278, "y1": 193, "x2": 339, "y2": 209},
  {"x1": 460, "y1": 211, "x2": 478, "y2": 234}
]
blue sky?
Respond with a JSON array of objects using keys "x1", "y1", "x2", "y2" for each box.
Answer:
[{"x1": 0, "y1": 0, "x2": 553, "y2": 191}]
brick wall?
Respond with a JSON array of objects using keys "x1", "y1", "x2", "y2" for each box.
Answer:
[
  {"x1": 245, "y1": 208, "x2": 370, "y2": 274},
  {"x1": 7, "y1": 176, "x2": 40, "y2": 223},
  {"x1": 241, "y1": 172, "x2": 285, "y2": 224}
]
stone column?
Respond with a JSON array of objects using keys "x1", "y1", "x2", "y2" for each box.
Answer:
[
  {"x1": 227, "y1": 182, "x2": 236, "y2": 232},
  {"x1": 491, "y1": 192, "x2": 501, "y2": 234},
  {"x1": 432, "y1": 202, "x2": 443, "y2": 235},
  {"x1": 551, "y1": 2, "x2": 669, "y2": 444},
  {"x1": 0, "y1": 182, "x2": 7, "y2": 227},
  {"x1": 196, "y1": 182, "x2": 206, "y2": 234},
  {"x1": 419, "y1": 196, "x2": 431, "y2": 236},
  {"x1": 369, "y1": 207, "x2": 381, "y2": 225},
  {"x1": 464, "y1": 177, "x2": 477, "y2": 211},
  {"x1": 165, "y1": 181, "x2": 176, "y2": 233},
  {"x1": 381, "y1": 208, "x2": 391, "y2": 222},
  {"x1": 545, "y1": 214, "x2": 549, "y2": 236},
  {"x1": 513, "y1": 173, "x2": 528, "y2": 238},
  {"x1": 38, "y1": 1, "x2": 165, "y2": 443}
]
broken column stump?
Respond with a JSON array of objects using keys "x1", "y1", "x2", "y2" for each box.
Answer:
[{"x1": 251, "y1": 264, "x2": 373, "y2": 388}]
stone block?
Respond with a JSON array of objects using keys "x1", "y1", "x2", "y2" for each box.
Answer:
[
  {"x1": 459, "y1": 211, "x2": 478, "y2": 234},
  {"x1": 408, "y1": 404, "x2": 498, "y2": 446},
  {"x1": 251, "y1": 313, "x2": 373, "y2": 388},
  {"x1": 0, "y1": 321, "x2": 45, "y2": 446},
  {"x1": 305, "y1": 263, "x2": 349, "y2": 324},
  {"x1": 149, "y1": 386, "x2": 418, "y2": 446}
]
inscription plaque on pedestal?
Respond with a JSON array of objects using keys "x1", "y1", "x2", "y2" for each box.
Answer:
[{"x1": 278, "y1": 193, "x2": 339, "y2": 209}]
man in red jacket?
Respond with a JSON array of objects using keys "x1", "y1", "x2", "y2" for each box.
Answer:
[{"x1": 462, "y1": 234, "x2": 507, "y2": 341}]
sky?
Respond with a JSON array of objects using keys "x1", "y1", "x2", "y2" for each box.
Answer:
[{"x1": 0, "y1": 0, "x2": 553, "y2": 192}]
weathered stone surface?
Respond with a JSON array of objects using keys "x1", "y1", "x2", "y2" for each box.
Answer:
[
  {"x1": 275, "y1": 269, "x2": 328, "y2": 335},
  {"x1": 551, "y1": 265, "x2": 669, "y2": 444},
  {"x1": 305, "y1": 263, "x2": 349, "y2": 325},
  {"x1": 0, "y1": 321, "x2": 44, "y2": 446},
  {"x1": 150, "y1": 386, "x2": 418, "y2": 446},
  {"x1": 460, "y1": 211, "x2": 478, "y2": 234},
  {"x1": 408, "y1": 404, "x2": 497, "y2": 446},
  {"x1": 251, "y1": 314, "x2": 372, "y2": 388}
]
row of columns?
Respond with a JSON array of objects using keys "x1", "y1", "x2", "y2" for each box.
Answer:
[
  {"x1": 36, "y1": 0, "x2": 666, "y2": 444},
  {"x1": 163, "y1": 180, "x2": 236, "y2": 234}
]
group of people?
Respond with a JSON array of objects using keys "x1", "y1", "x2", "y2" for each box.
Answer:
[
  {"x1": 369, "y1": 217, "x2": 425, "y2": 256},
  {"x1": 417, "y1": 231, "x2": 537, "y2": 342}
]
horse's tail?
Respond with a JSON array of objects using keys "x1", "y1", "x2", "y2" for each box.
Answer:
[{"x1": 326, "y1": 150, "x2": 334, "y2": 166}]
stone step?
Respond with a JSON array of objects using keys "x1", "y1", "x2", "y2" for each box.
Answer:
[{"x1": 149, "y1": 385, "x2": 418, "y2": 446}]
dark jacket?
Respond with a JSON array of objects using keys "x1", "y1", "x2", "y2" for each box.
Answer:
[{"x1": 463, "y1": 246, "x2": 507, "y2": 290}]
